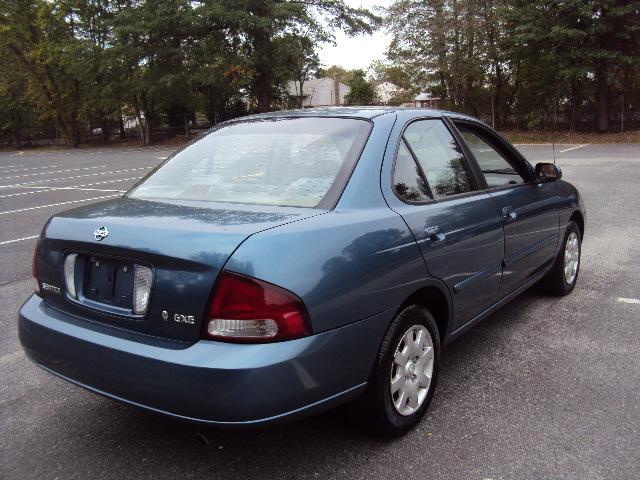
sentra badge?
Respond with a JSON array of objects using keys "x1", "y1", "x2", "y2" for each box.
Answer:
[{"x1": 41, "y1": 282, "x2": 61, "y2": 294}]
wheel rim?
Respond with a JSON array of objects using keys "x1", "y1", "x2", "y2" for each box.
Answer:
[
  {"x1": 390, "y1": 324, "x2": 434, "y2": 416},
  {"x1": 563, "y1": 232, "x2": 580, "y2": 285}
]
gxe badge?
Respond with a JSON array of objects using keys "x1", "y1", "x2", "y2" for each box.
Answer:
[{"x1": 93, "y1": 226, "x2": 109, "y2": 241}]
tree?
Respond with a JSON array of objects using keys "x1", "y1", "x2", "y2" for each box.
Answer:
[
  {"x1": 318, "y1": 64, "x2": 354, "y2": 84},
  {"x1": 345, "y1": 69, "x2": 378, "y2": 105},
  {"x1": 384, "y1": 0, "x2": 640, "y2": 131},
  {"x1": 278, "y1": 34, "x2": 319, "y2": 108},
  {"x1": 0, "y1": 0, "x2": 87, "y2": 146},
  {"x1": 202, "y1": 0, "x2": 379, "y2": 112},
  {"x1": 112, "y1": 0, "x2": 200, "y2": 143},
  {"x1": 369, "y1": 60, "x2": 412, "y2": 90},
  {"x1": 0, "y1": 65, "x2": 50, "y2": 146}
]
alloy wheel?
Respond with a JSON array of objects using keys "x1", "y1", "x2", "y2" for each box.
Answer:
[
  {"x1": 564, "y1": 232, "x2": 580, "y2": 285},
  {"x1": 390, "y1": 325, "x2": 434, "y2": 416}
]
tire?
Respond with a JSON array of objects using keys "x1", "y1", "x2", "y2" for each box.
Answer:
[
  {"x1": 543, "y1": 220, "x2": 582, "y2": 296},
  {"x1": 355, "y1": 304, "x2": 440, "y2": 437}
]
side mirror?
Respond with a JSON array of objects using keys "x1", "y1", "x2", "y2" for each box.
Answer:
[{"x1": 535, "y1": 163, "x2": 562, "y2": 183}]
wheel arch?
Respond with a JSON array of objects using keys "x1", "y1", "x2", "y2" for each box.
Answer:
[
  {"x1": 569, "y1": 210, "x2": 585, "y2": 239},
  {"x1": 398, "y1": 285, "x2": 451, "y2": 343}
]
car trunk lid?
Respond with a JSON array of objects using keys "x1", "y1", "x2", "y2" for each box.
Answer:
[{"x1": 36, "y1": 197, "x2": 320, "y2": 342}]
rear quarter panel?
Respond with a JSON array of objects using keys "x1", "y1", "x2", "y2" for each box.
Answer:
[{"x1": 225, "y1": 208, "x2": 440, "y2": 334}]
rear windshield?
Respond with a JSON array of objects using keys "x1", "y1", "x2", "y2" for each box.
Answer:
[{"x1": 128, "y1": 117, "x2": 371, "y2": 208}]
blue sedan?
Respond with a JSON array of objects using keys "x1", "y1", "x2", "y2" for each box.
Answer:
[{"x1": 19, "y1": 107, "x2": 585, "y2": 436}]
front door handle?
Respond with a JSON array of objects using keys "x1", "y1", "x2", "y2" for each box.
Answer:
[
  {"x1": 502, "y1": 206, "x2": 517, "y2": 221},
  {"x1": 424, "y1": 225, "x2": 446, "y2": 242}
]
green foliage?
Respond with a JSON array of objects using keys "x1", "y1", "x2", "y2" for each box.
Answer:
[
  {"x1": 318, "y1": 65, "x2": 354, "y2": 84},
  {"x1": 385, "y1": 0, "x2": 640, "y2": 132},
  {"x1": 369, "y1": 60, "x2": 412, "y2": 91},
  {"x1": 0, "y1": 0, "x2": 379, "y2": 146},
  {"x1": 345, "y1": 69, "x2": 378, "y2": 105}
]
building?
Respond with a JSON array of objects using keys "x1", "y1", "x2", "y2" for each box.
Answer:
[
  {"x1": 373, "y1": 80, "x2": 403, "y2": 104},
  {"x1": 287, "y1": 77, "x2": 350, "y2": 108},
  {"x1": 403, "y1": 93, "x2": 441, "y2": 109}
]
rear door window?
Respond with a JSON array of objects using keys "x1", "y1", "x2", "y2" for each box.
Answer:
[
  {"x1": 128, "y1": 117, "x2": 371, "y2": 208},
  {"x1": 402, "y1": 119, "x2": 476, "y2": 199},
  {"x1": 393, "y1": 140, "x2": 432, "y2": 202}
]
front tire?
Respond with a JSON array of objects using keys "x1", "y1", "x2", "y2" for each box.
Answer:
[
  {"x1": 543, "y1": 220, "x2": 582, "y2": 296},
  {"x1": 357, "y1": 305, "x2": 440, "y2": 437}
]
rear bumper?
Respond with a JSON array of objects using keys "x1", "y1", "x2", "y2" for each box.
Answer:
[{"x1": 19, "y1": 295, "x2": 388, "y2": 426}]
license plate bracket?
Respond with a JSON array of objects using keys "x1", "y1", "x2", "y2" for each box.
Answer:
[{"x1": 84, "y1": 256, "x2": 134, "y2": 310}]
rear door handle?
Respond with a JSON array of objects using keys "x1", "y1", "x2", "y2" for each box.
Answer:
[
  {"x1": 424, "y1": 225, "x2": 446, "y2": 242},
  {"x1": 502, "y1": 206, "x2": 517, "y2": 221}
]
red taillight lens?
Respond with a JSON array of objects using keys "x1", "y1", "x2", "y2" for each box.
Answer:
[
  {"x1": 32, "y1": 241, "x2": 41, "y2": 296},
  {"x1": 203, "y1": 271, "x2": 311, "y2": 343}
]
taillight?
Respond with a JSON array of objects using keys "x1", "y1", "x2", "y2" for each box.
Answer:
[
  {"x1": 32, "y1": 241, "x2": 41, "y2": 296},
  {"x1": 203, "y1": 271, "x2": 311, "y2": 343}
]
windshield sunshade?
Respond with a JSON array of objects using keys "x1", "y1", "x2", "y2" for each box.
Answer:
[{"x1": 128, "y1": 117, "x2": 371, "y2": 208}]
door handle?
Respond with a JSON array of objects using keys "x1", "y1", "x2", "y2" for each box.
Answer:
[
  {"x1": 502, "y1": 206, "x2": 517, "y2": 221},
  {"x1": 424, "y1": 225, "x2": 446, "y2": 242}
]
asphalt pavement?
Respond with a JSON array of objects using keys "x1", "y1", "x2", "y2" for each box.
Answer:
[{"x1": 1, "y1": 142, "x2": 639, "y2": 479}]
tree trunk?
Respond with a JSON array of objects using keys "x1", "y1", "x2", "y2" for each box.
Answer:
[
  {"x1": 569, "y1": 77, "x2": 582, "y2": 133},
  {"x1": 251, "y1": 25, "x2": 274, "y2": 112},
  {"x1": 298, "y1": 78, "x2": 304, "y2": 108},
  {"x1": 118, "y1": 109, "x2": 126, "y2": 139},
  {"x1": 101, "y1": 118, "x2": 110, "y2": 143},
  {"x1": 495, "y1": 63, "x2": 503, "y2": 129},
  {"x1": 255, "y1": 62, "x2": 272, "y2": 112},
  {"x1": 141, "y1": 94, "x2": 152, "y2": 144},
  {"x1": 595, "y1": 61, "x2": 609, "y2": 132}
]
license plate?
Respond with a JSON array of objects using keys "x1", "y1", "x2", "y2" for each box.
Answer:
[{"x1": 84, "y1": 256, "x2": 134, "y2": 309}]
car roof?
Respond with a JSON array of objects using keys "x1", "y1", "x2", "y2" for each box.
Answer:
[{"x1": 226, "y1": 107, "x2": 480, "y2": 122}]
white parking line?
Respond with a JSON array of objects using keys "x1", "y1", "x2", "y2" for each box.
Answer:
[
  {"x1": 0, "y1": 235, "x2": 39, "y2": 245},
  {"x1": 618, "y1": 297, "x2": 640, "y2": 304},
  {"x1": 0, "y1": 176, "x2": 143, "y2": 198},
  {"x1": 560, "y1": 145, "x2": 588, "y2": 153},
  {"x1": 9, "y1": 147, "x2": 172, "y2": 156},
  {"x1": 0, "y1": 165, "x2": 107, "y2": 180},
  {"x1": 0, "y1": 164, "x2": 63, "y2": 174},
  {"x1": 0, "y1": 194, "x2": 120, "y2": 215},
  {"x1": 0, "y1": 164, "x2": 24, "y2": 169},
  {"x1": 0, "y1": 166, "x2": 153, "y2": 188}
]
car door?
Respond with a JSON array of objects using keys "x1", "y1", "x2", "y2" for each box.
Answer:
[
  {"x1": 384, "y1": 117, "x2": 505, "y2": 331},
  {"x1": 452, "y1": 120, "x2": 561, "y2": 296}
]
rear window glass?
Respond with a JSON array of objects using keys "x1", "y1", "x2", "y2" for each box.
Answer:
[{"x1": 128, "y1": 117, "x2": 371, "y2": 208}]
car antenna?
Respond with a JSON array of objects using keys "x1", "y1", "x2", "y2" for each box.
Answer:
[{"x1": 551, "y1": 98, "x2": 557, "y2": 165}]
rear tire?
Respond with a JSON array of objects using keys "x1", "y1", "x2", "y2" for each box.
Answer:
[
  {"x1": 543, "y1": 220, "x2": 581, "y2": 296},
  {"x1": 355, "y1": 304, "x2": 440, "y2": 437}
]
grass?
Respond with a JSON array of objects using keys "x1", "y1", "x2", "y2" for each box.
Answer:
[
  {"x1": 3, "y1": 129, "x2": 640, "y2": 152},
  {"x1": 502, "y1": 129, "x2": 640, "y2": 144}
]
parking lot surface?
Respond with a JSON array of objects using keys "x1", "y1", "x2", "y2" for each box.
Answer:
[{"x1": 1, "y1": 143, "x2": 639, "y2": 479}]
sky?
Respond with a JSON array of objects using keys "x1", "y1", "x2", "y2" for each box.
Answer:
[{"x1": 316, "y1": 0, "x2": 394, "y2": 72}]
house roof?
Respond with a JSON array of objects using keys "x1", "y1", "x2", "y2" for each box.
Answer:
[
  {"x1": 373, "y1": 80, "x2": 400, "y2": 88},
  {"x1": 414, "y1": 92, "x2": 440, "y2": 101}
]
